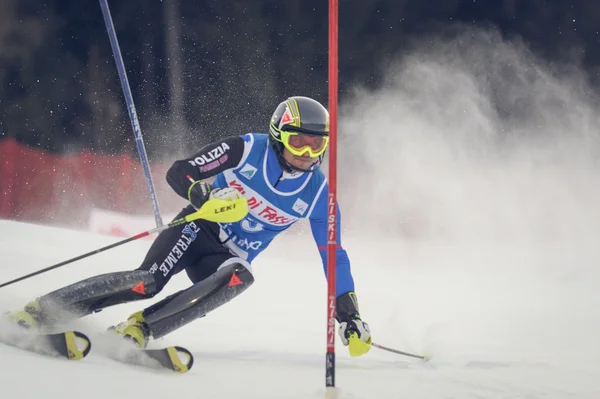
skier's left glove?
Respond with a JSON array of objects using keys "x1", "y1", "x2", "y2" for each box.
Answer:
[
  {"x1": 336, "y1": 291, "x2": 372, "y2": 357},
  {"x1": 188, "y1": 181, "x2": 212, "y2": 209}
]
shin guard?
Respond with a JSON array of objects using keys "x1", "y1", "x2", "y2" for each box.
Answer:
[
  {"x1": 142, "y1": 260, "x2": 254, "y2": 339},
  {"x1": 37, "y1": 270, "x2": 157, "y2": 324}
]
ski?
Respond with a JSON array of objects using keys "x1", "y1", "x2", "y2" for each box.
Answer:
[
  {"x1": 112, "y1": 344, "x2": 194, "y2": 373},
  {"x1": 0, "y1": 329, "x2": 92, "y2": 360}
]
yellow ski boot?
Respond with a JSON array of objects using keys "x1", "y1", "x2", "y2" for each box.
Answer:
[
  {"x1": 9, "y1": 300, "x2": 42, "y2": 329},
  {"x1": 108, "y1": 311, "x2": 151, "y2": 349}
]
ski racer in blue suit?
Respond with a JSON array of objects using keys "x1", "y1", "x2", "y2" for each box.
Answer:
[{"x1": 10, "y1": 96, "x2": 372, "y2": 358}]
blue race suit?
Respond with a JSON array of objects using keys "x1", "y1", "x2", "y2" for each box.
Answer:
[{"x1": 167, "y1": 132, "x2": 354, "y2": 296}]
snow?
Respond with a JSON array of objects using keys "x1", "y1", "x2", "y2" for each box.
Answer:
[{"x1": 0, "y1": 218, "x2": 598, "y2": 399}]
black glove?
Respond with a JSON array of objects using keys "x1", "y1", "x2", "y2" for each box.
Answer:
[
  {"x1": 336, "y1": 291, "x2": 372, "y2": 357},
  {"x1": 187, "y1": 181, "x2": 212, "y2": 209}
]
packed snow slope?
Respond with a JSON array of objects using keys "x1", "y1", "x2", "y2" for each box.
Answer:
[
  {"x1": 2, "y1": 28, "x2": 600, "y2": 398},
  {"x1": 0, "y1": 212, "x2": 598, "y2": 399}
]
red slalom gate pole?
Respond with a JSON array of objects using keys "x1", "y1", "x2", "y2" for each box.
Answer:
[{"x1": 326, "y1": 0, "x2": 339, "y2": 396}]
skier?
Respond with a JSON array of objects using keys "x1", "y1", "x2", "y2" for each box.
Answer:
[{"x1": 10, "y1": 96, "x2": 372, "y2": 357}]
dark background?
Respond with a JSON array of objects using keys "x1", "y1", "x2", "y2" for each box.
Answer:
[{"x1": 1, "y1": 0, "x2": 598, "y2": 160}]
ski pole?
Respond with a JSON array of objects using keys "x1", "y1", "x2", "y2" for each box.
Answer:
[
  {"x1": 99, "y1": 0, "x2": 163, "y2": 228},
  {"x1": 0, "y1": 197, "x2": 248, "y2": 289},
  {"x1": 372, "y1": 342, "x2": 431, "y2": 361}
]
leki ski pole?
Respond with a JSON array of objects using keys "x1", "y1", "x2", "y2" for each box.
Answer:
[{"x1": 0, "y1": 197, "x2": 248, "y2": 289}]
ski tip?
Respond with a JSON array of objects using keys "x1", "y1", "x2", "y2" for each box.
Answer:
[
  {"x1": 74, "y1": 331, "x2": 93, "y2": 358},
  {"x1": 64, "y1": 331, "x2": 92, "y2": 360},
  {"x1": 168, "y1": 346, "x2": 194, "y2": 373},
  {"x1": 421, "y1": 352, "x2": 432, "y2": 362}
]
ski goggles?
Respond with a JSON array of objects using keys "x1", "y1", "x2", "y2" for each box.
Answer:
[{"x1": 274, "y1": 129, "x2": 329, "y2": 157}]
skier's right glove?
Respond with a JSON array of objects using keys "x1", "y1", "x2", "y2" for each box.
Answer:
[
  {"x1": 188, "y1": 181, "x2": 241, "y2": 209},
  {"x1": 336, "y1": 291, "x2": 372, "y2": 357}
]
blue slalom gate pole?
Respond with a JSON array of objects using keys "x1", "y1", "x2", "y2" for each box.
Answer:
[{"x1": 98, "y1": 0, "x2": 163, "y2": 227}]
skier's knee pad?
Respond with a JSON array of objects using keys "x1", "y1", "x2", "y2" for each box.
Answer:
[{"x1": 216, "y1": 257, "x2": 254, "y2": 286}]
